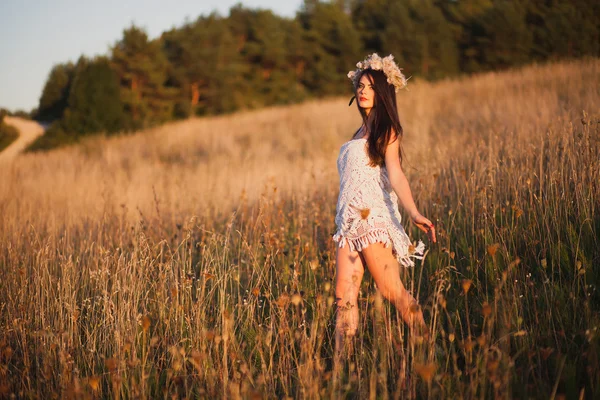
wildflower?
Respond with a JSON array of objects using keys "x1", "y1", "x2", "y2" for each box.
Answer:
[
  {"x1": 482, "y1": 302, "x2": 492, "y2": 318},
  {"x1": 439, "y1": 297, "x2": 447, "y2": 309},
  {"x1": 141, "y1": 315, "x2": 151, "y2": 332},
  {"x1": 291, "y1": 293, "x2": 302, "y2": 306},
  {"x1": 276, "y1": 293, "x2": 290, "y2": 308},
  {"x1": 189, "y1": 350, "x2": 203, "y2": 371},
  {"x1": 509, "y1": 257, "x2": 521, "y2": 269},
  {"x1": 487, "y1": 243, "x2": 500, "y2": 257},
  {"x1": 462, "y1": 279, "x2": 473, "y2": 294},
  {"x1": 477, "y1": 335, "x2": 486, "y2": 346},
  {"x1": 88, "y1": 376, "x2": 100, "y2": 391},
  {"x1": 415, "y1": 363, "x2": 436, "y2": 383},
  {"x1": 370, "y1": 55, "x2": 383, "y2": 70},
  {"x1": 105, "y1": 358, "x2": 118, "y2": 373},
  {"x1": 203, "y1": 272, "x2": 215, "y2": 281},
  {"x1": 487, "y1": 359, "x2": 499, "y2": 373},
  {"x1": 464, "y1": 337, "x2": 474, "y2": 352}
]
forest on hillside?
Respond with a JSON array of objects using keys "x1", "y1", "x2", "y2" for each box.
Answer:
[{"x1": 27, "y1": 0, "x2": 599, "y2": 151}]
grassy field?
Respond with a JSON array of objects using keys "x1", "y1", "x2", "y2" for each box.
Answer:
[{"x1": 1, "y1": 57, "x2": 599, "y2": 399}]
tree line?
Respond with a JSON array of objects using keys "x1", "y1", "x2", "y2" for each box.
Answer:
[{"x1": 27, "y1": 0, "x2": 599, "y2": 151}]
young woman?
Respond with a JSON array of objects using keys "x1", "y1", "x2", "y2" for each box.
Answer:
[{"x1": 332, "y1": 53, "x2": 436, "y2": 352}]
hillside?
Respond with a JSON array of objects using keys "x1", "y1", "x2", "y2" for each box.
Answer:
[
  {"x1": 0, "y1": 58, "x2": 598, "y2": 399},
  {"x1": 2, "y1": 58, "x2": 598, "y2": 229}
]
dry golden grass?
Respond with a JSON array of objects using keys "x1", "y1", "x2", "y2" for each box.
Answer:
[{"x1": 0, "y1": 57, "x2": 599, "y2": 398}]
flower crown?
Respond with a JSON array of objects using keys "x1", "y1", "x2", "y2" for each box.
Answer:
[{"x1": 347, "y1": 53, "x2": 410, "y2": 93}]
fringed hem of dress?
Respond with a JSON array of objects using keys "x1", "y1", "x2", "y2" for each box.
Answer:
[{"x1": 332, "y1": 229, "x2": 426, "y2": 268}]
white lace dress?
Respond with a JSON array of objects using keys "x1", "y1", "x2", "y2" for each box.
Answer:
[{"x1": 332, "y1": 137, "x2": 425, "y2": 267}]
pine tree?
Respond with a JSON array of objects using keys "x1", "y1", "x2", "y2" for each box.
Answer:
[
  {"x1": 298, "y1": 0, "x2": 363, "y2": 96},
  {"x1": 37, "y1": 62, "x2": 75, "y2": 122},
  {"x1": 352, "y1": 0, "x2": 458, "y2": 79},
  {"x1": 26, "y1": 57, "x2": 124, "y2": 151},
  {"x1": 61, "y1": 56, "x2": 124, "y2": 135},
  {"x1": 437, "y1": 0, "x2": 494, "y2": 73},
  {"x1": 229, "y1": 6, "x2": 302, "y2": 107},
  {"x1": 111, "y1": 25, "x2": 174, "y2": 128},
  {"x1": 390, "y1": 0, "x2": 458, "y2": 78},
  {"x1": 477, "y1": 1, "x2": 532, "y2": 69},
  {"x1": 163, "y1": 12, "x2": 249, "y2": 117},
  {"x1": 525, "y1": 0, "x2": 599, "y2": 61}
]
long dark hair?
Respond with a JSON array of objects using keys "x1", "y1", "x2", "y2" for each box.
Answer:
[{"x1": 353, "y1": 68, "x2": 404, "y2": 167}]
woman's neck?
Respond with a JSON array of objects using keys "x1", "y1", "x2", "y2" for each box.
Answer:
[{"x1": 357, "y1": 124, "x2": 368, "y2": 139}]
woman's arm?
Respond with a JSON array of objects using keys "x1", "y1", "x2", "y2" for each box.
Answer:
[
  {"x1": 384, "y1": 131, "x2": 436, "y2": 242},
  {"x1": 385, "y1": 137, "x2": 419, "y2": 218}
]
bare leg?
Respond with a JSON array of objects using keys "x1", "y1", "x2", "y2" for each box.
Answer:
[
  {"x1": 360, "y1": 242, "x2": 427, "y2": 335},
  {"x1": 334, "y1": 242, "x2": 365, "y2": 355}
]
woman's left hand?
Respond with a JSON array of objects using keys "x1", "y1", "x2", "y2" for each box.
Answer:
[{"x1": 411, "y1": 213, "x2": 437, "y2": 243}]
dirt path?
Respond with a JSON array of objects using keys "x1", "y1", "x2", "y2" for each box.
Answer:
[{"x1": 0, "y1": 116, "x2": 46, "y2": 162}]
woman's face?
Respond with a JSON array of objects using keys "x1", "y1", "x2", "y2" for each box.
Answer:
[{"x1": 357, "y1": 74, "x2": 375, "y2": 113}]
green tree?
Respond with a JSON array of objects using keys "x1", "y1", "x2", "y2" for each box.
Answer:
[
  {"x1": 163, "y1": 12, "x2": 248, "y2": 117},
  {"x1": 27, "y1": 56, "x2": 125, "y2": 151},
  {"x1": 385, "y1": 0, "x2": 458, "y2": 79},
  {"x1": 350, "y1": 0, "x2": 387, "y2": 55},
  {"x1": 61, "y1": 56, "x2": 124, "y2": 135},
  {"x1": 525, "y1": 0, "x2": 599, "y2": 61},
  {"x1": 229, "y1": 5, "x2": 305, "y2": 107},
  {"x1": 351, "y1": 0, "x2": 457, "y2": 79},
  {"x1": 111, "y1": 25, "x2": 174, "y2": 128},
  {"x1": 26, "y1": 56, "x2": 124, "y2": 152},
  {"x1": 476, "y1": 1, "x2": 532, "y2": 69},
  {"x1": 298, "y1": 0, "x2": 363, "y2": 96},
  {"x1": 436, "y1": 0, "x2": 494, "y2": 73},
  {"x1": 36, "y1": 62, "x2": 75, "y2": 122},
  {"x1": 283, "y1": 18, "x2": 311, "y2": 103}
]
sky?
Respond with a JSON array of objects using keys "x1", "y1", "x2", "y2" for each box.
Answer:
[{"x1": 0, "y1": 0, "x2": 302, "y2": 111}]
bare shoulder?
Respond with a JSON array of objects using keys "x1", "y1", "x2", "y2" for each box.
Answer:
[
  {"x1": 386, "y1": 127, "x2": 401, "y2": 149},
  {"x1": 388, "y1": 127, "x2": 401, "y2": 144},
  {"x1": 384, "y1": 127, "x2": 402, "y2": 171}
]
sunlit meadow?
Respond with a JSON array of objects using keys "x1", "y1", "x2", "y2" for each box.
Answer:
[{"x1": 0, "y1": 57, "x2": 599, "y2": 399}]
